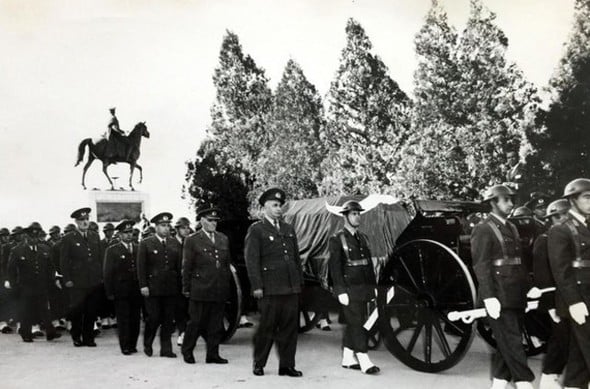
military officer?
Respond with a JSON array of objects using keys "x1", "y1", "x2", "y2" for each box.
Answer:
[
  {"x1": 181, "y1": 205, "x2": 231, "y2": 364},
  {"x1": 174, "y1": 216, "x2": 191, "y2": 347},
  {"x1": 102, "y1": 223, "x2": 115, "y2": 247},
  {"x1": 328, "y1": 200, "x2": 379, "y2": 374},
  {"x1": 137, "y1": 212, "x2": 181, "y2": 358},
  {"x1": 6, "y1": 222, "x2": 61, "y2": 342},
  {"x1": 533, "y1": 199, "x2": 571, "y2": 389},
  {"x1": 471, "y1": 184, "x2": 534, "y2": 389},
  {"x1": 0, "y1": 227, "x2": 11, "y2": 333},
  {"x1": 47, "y1": 226, "x2": 61, "y2": 246},
  {"x1": 548, "y1": 179, "x2": 590, "y2": 389},
  {"x1": 245, "y1": 188, "x2": 304, "y2": 377},
  {"x1": 60, "y1": 207, "x2": 104, "y2": 347},
  {"x1": 103, "y1": 220, "x2": 141, "y2": 355},
  {"x1": 0, "y1": 227, "x2": 24, "y2": 334},
  {"x1": 526, "y1": 192, "x2": 550, "y2": 234}
]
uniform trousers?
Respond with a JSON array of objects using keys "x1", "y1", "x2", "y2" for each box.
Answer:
[
  {"x1": 114, "y1": 296, "x2": 142, "y2": 352},
  {"x1": 253, "y1": 294, "x2": 299, "y2": 369},
  {"x1": 341, "y1": 300, "x2": 369, "y2": 353},
  {"x1": 20, "y1": 294, "x2": 56, "y2": 339},
  {"x1": 564, "y1": 318, "x2": 590, "y2": 387},
  {"x1": 542, "y1": 318, "x2": 569, "y2": 375},
  {"x1": 175, "y1": 295, "x2": 189, "y2": 334},
  {"x1": 181, "y1": 300, "x2": 225, "y2": 358},
  {"x1": 143, "y1": 295, "x2": 176, "y2": 353},
  {"x1": 488, "y1": 309, "x2": 534, "y2": 382},
  {"x1": 68, "y1": 286, "x2": 102, "y2": 343}
]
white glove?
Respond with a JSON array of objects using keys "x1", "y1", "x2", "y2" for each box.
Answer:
[
  {"x1": 140, "y1": 287, "x2": 150, "y2": 297},
  {"x1": 483, "y1": 297, "x2": 501, "y2": 319},
  {"x1": 548, "y1": 308, "x2": 561, "y2": 324},
  {"x1": 569, "y1": 302, "x2": 589, "y2": 325},
  {"x1": 4, "y1": 280, "x2": 10, "y2": 289},
  {"x1": 338, "y1": 293, "x2": 350, "y2": 306}
]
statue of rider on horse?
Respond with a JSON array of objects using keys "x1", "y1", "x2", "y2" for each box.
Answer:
[{"x1": 75, "y1": 108, "x2": 150, "y2": 191}]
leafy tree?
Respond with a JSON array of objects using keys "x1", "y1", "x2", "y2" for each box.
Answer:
[
  {"x1": 321, "y1": 18, "x2": 411, "y2": 195},
  {"x1": 252, "y1": 59, "x2": 325, "y2": 199},
  {"x1": 526, "y1": 0, "x2": 590, "y2": 193}
]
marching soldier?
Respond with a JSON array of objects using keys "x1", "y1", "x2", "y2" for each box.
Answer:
[
  {"x1": 137, "y1": 212, "x2": 181, "y2": 358},
  {"x1": 181, "y1": 205, "x2": 231, "y2": 364},
  {"x1": 174, "y1": 216, "x2": 191, "y2": 347},
  {"x1": 6, "y1": 222, "x2": 61, "y2": 342},
  {"x1": 245, "y1": 188, "x2": 304, "y2": 377},
  {"x1": 548, "y1": 179, "x2": 590, "y2": 389},
  {"x1": 103, "y1": 220, "x2": 141, "y2": 355},
  {"x1": 1, "y1": 227, "x2": 24, "y2": 334},
  {"x1": 60, "y1": 207, "x2": 104, "y2": 347},
  {"x1": 0, "y1": 227, "x2": 11, "y2": 333},
  {"x1": 471, "y1": 185, "x2": 534, "y2": 389},
  {"x1": 328, "y1": 200, "x2": 379, "y2": 374},
  {"x1": 533, "y1": 199, "x2": 571, "y2": 389}
]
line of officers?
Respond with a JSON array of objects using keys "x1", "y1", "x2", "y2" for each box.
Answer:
[
  {"x1": 0, "y1": 187, "x2": 382, "y2": 378},
  {"x1": 472, "y1": 179, "x2": 590, "y2": 389}
]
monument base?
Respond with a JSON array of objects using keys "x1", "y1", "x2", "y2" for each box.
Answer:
[{"x1": 88, "y1": 190, "x2": 150, "y2": 224}]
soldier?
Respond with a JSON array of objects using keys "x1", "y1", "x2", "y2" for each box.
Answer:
[
  {"x1": 103, "y1": 220, "x2": 141, "y2": 355},
  {"x1": 174, "y1": 216, "x2": 191, "y2": 347},
  {"x1": 533, "y1": 199, "x2": 571, "y2": 389},
  {"x1": 132, "y1": 228, "x2": 140, "y2": 245},
  {"x1": 526, "y1": 192, "x2": 550, "y2": 234},
  {"x1": 0, "y1": 227, "x2": 11, "y2": 333},
  {"x1": 1, "y1": 227, "x2": 24, "y2": 334},
  {"x1": 6, "y1": 222, "x2": 61, "y2": 342},
  {"x1": 47, "y1": 226, "x2": 61, "y2": 247},
  {"x1": 60, "y1": 207, "x2": 104, "y2": 347},
  {"x1": 328, "y1": 200, "x2": 379, "y2": 374},
  {"x1": 99, "y1": 222, "x2": 117, "y2": 330},
  {"x1": 88, "y1": 221, "x2": 99, "y2": 234},
  {"x1": 245, "y1": 188, "x2": 303, "y2": 377},
  {"x1": 548, "y1": 178, "x2": 590, "y2": 389},
  {"x1": 181, "y1": 205, "x2": 231, "y2": 365},
  {"x1": 471, "y1": 184, "x2": 534, "y2": 389},
  {"x1": 137, "y1": 212, "x2": 181, "y2": 358}
]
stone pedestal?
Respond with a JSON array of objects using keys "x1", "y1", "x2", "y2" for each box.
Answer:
[{"x1": 88, "y1": 190, "x2": 150, "y2": 224}]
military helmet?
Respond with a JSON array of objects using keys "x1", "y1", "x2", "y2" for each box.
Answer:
[
  {"x1": 545, "y1": 199, "x2": 570, "y2": 218},
  {"x1": 511, "y1": 206, "x2": 533, "y2": 218},
  {"x1": 482, "y1": 184, "x2": 515, "y2": 202},
  {"x1": 0, "y1": 228, "x2": 9, "y2": 237},
  {"x1": 563, "y1": 178, "x2": 590, "y2": 198},
  {"x1": 340, "y1": 200, "x2": 365, "y2": 214}
]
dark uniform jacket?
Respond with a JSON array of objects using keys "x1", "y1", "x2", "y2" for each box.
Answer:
[
  {"x1": 60, "y1": 230, "x2": 103, "y2": 289},
  {"x1": 532, "y1": 233, "x2": 556, "y2": 310},
  {"x1": 471, "y1": 215, "x2": 529, "y2": 309},
  {"x1": 245, "y1": 218, "x2": 303, "y2": 296},
  {"x1": 548, "y1": 213, "x2": 590, "y2": 316},
  {"x1": 137, "y1": 235, "x2": 181, "y2": 296},
  {"x1": 328, "y1": 228, "x2": 376, "y2": 302},
  {"x1": 103, "y1": 242, "x2": 140, "y2": 299},
  {"x1": 182, "y1": 230, "x2": 231, "y2": 302},
  {"x1": 8, "y1": 243, "x2": 55, "y2": 296}
]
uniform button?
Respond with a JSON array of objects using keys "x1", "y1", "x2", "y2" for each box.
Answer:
[{"x1": 284, "y1": 250, "x2": 288, "y2": 254}]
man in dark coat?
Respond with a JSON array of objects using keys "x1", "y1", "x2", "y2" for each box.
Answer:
[
  {"x1": 181, "y1": 205, "x2": 231, "y2": 364},
  {"x1": 548, "y1": 178, "x2": 590, "y2": 389},
  {"x1": 137, "y1": 212, "x2": 181, "y2": 358},
  {"x1": 328, "y1": 200, "x2": 379, "y2": 375},
  {"x1": 0, "y1": 227, "x2": 12, "y2": 333},
  {"x1": 174, "y1": 216, "x2": 191, "y2": 347},
  {"x1": 471, "y1": 185, "x2": 534, "y2": 389},
  {"x1": 533, "y1": 199, "x2": 571, "y2": 389},
  {"x1": 7, "y1": 222, "x2": 61, "y2": 342},
  {"x1": 104, "y1": 220, "x2": 141, "y2": 355},
  {"x1": 0, "y1": 227, "x2": 24, "y2": 333},
  {"x1": 245, "y1": 188, "x2": 304, "y2": 377},
  {"x1": 60, "y1": 207, "x2": 104, "y2": 347}
]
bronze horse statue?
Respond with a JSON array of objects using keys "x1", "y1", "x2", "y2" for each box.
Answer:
[{"x1": 75, "y1": 122, "x2": 150, "y2": 190}]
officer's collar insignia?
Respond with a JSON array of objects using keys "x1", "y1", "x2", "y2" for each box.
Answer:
[
  {"x1": 162, "y1": 216, "x2": 169, "y2": 222},
  {"x1": 275, "y1": 192, "x2": 282, "y2": 199}
]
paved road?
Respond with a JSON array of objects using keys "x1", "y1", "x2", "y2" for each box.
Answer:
[{"x1": 0, "y1": 321, "x2": 543, "y2": 389}]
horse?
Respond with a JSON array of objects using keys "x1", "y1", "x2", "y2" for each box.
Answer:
[{"x1": 75, "y1": 121, "x2": 150, "y2": 191}]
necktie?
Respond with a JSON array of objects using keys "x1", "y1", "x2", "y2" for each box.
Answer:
[
  {"x1": 210, "y1": 232, "x2": 215, "y2": 244},
  {"x1": 128, "y1": 244, "x2": 133, "y2": 254},
  {"x1": 274, "y1": 221, "x2": 280, "y2": 231}
]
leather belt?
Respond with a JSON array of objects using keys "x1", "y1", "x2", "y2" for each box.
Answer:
[
  {"x1": 572, "y1": 260, "x2": 590, "y2": 268},
  {"x1": 346, "y1": 259, "x2": 369, "y2": 267},
  {"x1": 492, "y1": 258, "x2": 521, "y2": 266}
]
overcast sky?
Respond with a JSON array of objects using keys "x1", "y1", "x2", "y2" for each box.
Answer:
[{"x1": 0, "y1": 0, "x2": 576, "y2": 230}]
